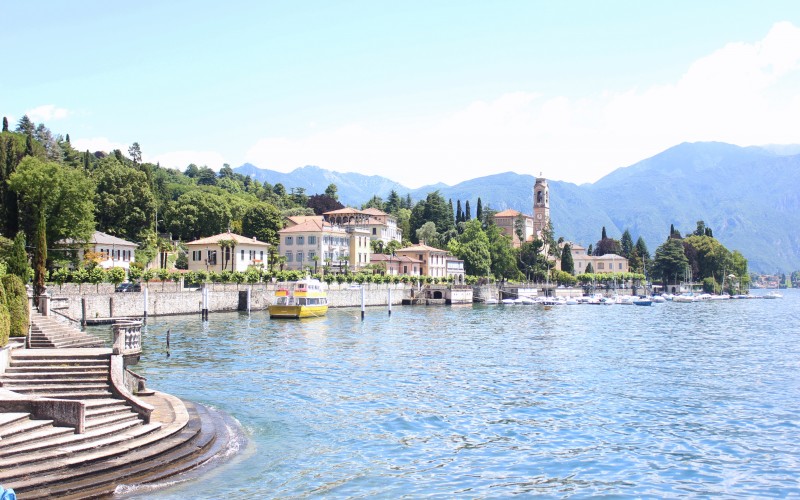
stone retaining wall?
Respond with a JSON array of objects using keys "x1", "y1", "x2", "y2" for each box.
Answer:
[{"x1": 50, "y1": 283, "x2": 414, "y2": 319}]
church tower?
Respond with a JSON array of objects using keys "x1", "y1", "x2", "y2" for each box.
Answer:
[{"x1": 532, "y1": 175, "x2": 549, "y2": 233}]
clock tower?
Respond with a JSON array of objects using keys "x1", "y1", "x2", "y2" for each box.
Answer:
[{"x1": 532, "y1": 175, "x2": 549, "y2": 233}]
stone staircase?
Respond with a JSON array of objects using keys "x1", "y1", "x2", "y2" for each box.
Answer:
[
  {"x1": 0, "y1": 319, "x2": 240, "y2": 497},
  {"x1": 27, "y1": 313, "x2": 104, "y2": 349}
]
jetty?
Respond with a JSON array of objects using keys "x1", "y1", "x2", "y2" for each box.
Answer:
[{"x1": 0, "y1": 310, "x2": 238, "y2": 498}]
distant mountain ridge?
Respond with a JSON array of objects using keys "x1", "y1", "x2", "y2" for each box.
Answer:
[{"x1": 234, "y1": 142, "x2": 800, "y2": 273}]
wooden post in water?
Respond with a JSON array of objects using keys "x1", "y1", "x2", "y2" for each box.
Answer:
[
  {"x1": 81, "y1": 297, "x2": 87, "y2": 328},
  {"x1": 361, "y1": 285, "x2": 365, "y2": 320},
  {"x1": 247, "y1": 285, "x2": 252, "y2": 315},
  {"x1": 388, "y1": 287, "x2": 392, "y2": 316}
]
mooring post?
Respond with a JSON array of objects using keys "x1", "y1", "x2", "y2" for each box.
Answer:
[
  {"x1": 361, "y1": 285, "x2": 365, "y2": 320},
  {"x1": 388, "y1": 287, "x2": 392, "y2": 316},
  {"x1": 81, "y1": 297, "x2": 87, "y2": 328},
  {"x1": 143, "y1": 286, "x2": 149, "y2": 322},
  {"x1": 201, "y1": 284, "x2": 209, "y2": 321},
  {"x1": 247, "y1": 285, "x2": 252, "y2": 315}
]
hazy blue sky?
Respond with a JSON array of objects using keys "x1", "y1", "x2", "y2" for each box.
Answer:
[{"x1": 4, "y1": 1, "x2": 800, "y2": 187}]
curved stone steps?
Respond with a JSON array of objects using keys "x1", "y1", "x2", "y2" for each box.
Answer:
[{"x1": 16, "y1": 402, "x2": 227, "y2": 500}]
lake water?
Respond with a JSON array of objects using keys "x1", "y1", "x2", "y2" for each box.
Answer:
[{"x1": 99, "y1": 289, "x2": 800, "y2": 498}]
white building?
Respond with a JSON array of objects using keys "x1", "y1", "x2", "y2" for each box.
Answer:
[
  {"x1": 185, "y1": 232, "x2": 271, "y2": 272},
  {"x1": 62, "y1": 231, "x2": 137, "y2": 270}
]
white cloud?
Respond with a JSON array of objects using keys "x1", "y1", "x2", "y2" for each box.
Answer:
[
  {"x1": 149, "y1": 150, "x2": 227, "y2": 171},
  {"x1": 26, "y1": 104, "x2": 69, "y2": 122},
  {"x1": 71, "y1": 136, "x2": 129, "y2": 154},
  {"x1": 245, "y1": 22, "x2": 800, "y2": 187}
]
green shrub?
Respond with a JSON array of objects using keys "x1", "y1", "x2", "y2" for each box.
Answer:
[
  {"x1": 2, "y1": 275, "x2": 29, "y2": 337},
  {"x1": 0, "y1": 281, "x2": 9, "y2": 347}
]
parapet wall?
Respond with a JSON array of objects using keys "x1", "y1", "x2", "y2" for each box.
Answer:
[{"x1": 50, "y1": 282, "x2": 413, "y2": 320}]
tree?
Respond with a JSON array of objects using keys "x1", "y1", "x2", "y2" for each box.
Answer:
[
  {"x1": 307, "y1": 194, "x2": 343, "y2": 215},
  {"x1": 518, "y1": 239, "x2": 550, "y2": 281},
  {"x1": 241, "y1": 202, "x2": 283, "y2": 245},
  {"x1": 601, "y1": 226, "x2": 607, "y2": 240},
  {"x1": 476, "y1": 198, "x2": 483, "y2": 222},
  {"x1": 9, "y1": 157, "x2": 95, "y2": 298},
  {"x1": 416, "y1": 221, "x2": 439, "y2": 247},
  {"x1": 464, "y1": 200, "x2": 471, "y2": 221},
  {"x1": 128, "y1": 142, "x2": 142, "y2": 165},
  {"x1": 93, "y1": 157, "x2": 156, "y2": 241},
  {"x1": 620, "y1": 229, "x2": 634, "y2": 258},
  {"x1": 2, "y1": 117, "x2": 7, "y2": 132},
  {"x1": 514, "y1": 215, "x2": 526, "y2": 245},
  {"x1": 448, "y1": 219, "x2": 491, "y2": 276},
  {"x1": 7, "y1": 231, "x2": 30, "y2": 280},
  {"x1": 456, "y1": 200, "x2": 463, "y2": 223},
  {"x1": 585, "y1": 262, "x2": 594, "y2": 274},
  {"x1": 561, "y1": 243, "x2": 574, "y2": 274},
  {"x1": 165, "y1": 190, "x2": 232, "y2": 241},
  {"x1": 2, "y1": 274, "x2": 28, "y2": 337},
  {"x1": 324, "y1": 183, "x2": 339, "y2": 201},
  {"x1": 486, "y1": 222, "x2": 519, "y2": 280},
  {"x1": 653, "y1": 238, "x2": 689, "y2": 285},
  {"x1": 385, "y1": 190, "x2": 401, "y2": 214},
  {"x1": 15, "y1": 115, "x2": 35, "y2": 136}
]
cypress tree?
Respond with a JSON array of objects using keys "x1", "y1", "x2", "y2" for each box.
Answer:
[
  {"x1": 456, "y1": 200, "x2": 463, "y2": 223},
  {"x1": 2, "y1": 117, "x2": 7, "y2": 132},
  {"x1": 448, "y1": 198, "x2": 454, "y2": 225},
  {"x1": 25, "y1": 134, "x2": 34, "y2": 156},
  {"x1": 561, "y1": 243, "x2": 574, "y2": 274},
  {"x1": 465, "y1": 200, "x2": 471, "y2": 220},
  {"x1": 65, "y1": 133, "x2": 70, "y2": 144},
  {"x1": 7, "y1": 231, "x2": 30, "y2": 280},
  {"x1": 476, "y1": 198, "x2": 483, "y2": 222},
  {"x1": 601, "y1": 226, "x2": 607, "y2": 240}
]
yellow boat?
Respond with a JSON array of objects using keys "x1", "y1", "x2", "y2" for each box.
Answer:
[{"x1": 269, "y1": 278, "x2": 329, "y2": 318}]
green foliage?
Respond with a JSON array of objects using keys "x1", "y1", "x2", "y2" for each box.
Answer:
[
  {"x1": 92, "y1": 157, "x2": 156, "y2": 240},
  {"x1": 448, "y1": 219, "x2": 491, "y2": 277},
  {"x1": 9, "y1": 156, "x2": 95, "y2": 296},
  {"x1": 653, "y1": 238, "x2": 689, "y2": 284},
  {"x1": 106, "y1": 267, "x2": 126, "y2": 286},
  {"x1": 7, "y1": 231, "x2": 30, "y2": 280},
  {"x1": 242, "y1": 202, "x2": 283, "y2": 245},
  {"x1": 2, "y1": 274, "x2": 29, "y2": 337},
  {"x1": 560, "y1": 243, "x2": 574, "y2": 274}
]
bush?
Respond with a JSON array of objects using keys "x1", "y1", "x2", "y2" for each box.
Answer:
[
  {"x1": 0, "y1": 281, "x2": 9, "y2": 347},
  {"x1": 2, "y1": 275, "x2": 29, "y2": 338}
]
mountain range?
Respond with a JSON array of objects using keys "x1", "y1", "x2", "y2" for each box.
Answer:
[{"x1": 234, "y1": 142, "x2": 800, "y2": 273}]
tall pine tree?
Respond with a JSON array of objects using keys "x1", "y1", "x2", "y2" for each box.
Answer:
[{"x1": 476, "y1": 198, "x2": 483, "y2": 222}]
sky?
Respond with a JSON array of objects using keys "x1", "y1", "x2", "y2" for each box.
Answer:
[{"x1": 3, "y1": 1, "x2": 800, "y2": 188}]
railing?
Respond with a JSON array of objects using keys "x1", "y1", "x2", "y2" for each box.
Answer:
[{"x1": 112, "y1": 320, "x2": 142, "y2": 356}]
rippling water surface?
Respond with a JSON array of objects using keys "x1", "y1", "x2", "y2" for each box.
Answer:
[{"x1": 105, "y1": 289, "x2": 800, "y2": 498}]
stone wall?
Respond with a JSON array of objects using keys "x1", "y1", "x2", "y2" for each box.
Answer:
[{"x1": 50, "y1": 282, "x2": 413, "y2": 320}]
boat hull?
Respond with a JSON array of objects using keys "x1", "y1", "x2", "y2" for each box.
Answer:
[{"x1": 268, "y1": 305, "x2": 329, "y2": 318}]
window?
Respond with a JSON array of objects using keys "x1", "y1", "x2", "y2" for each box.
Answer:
[
  {"x1": 260, "y1": 251, "x2": 264, "y2": 261},
  {"x1": 286, "y1": 252, "x2": 293, "y2": 263},
  {"x1": 285, "y1": 236, "x2": 293, "y2": 245},
  {"x1": 403, "y1": 265, "x2": 408, "y2": 274},
  {"x1": 309, "y1": 251, "x2": 316, "y2": 260},
  {"x1": 308, "y1": 236, "x2": 316, "y2": 245},
  {"x1": 619, "y1": 263, "x2": 623, "y2": 270},
  {"x1": 207, "y1": 250, "x2": 217, "y2": 265},
  {"x1": 297, "y1": 252, "x2": 304, "y2": 263},
  {"x1": 241, "y1": 249, "x2": 245, "y2": 260},
  {"x1": 297, "y1": 236, "x2": 304, "y2": 245},
  {"x1": 598, "y1": 262, "x2": 604, "y2": 270},
  {"x1": 372, "y1": 228, "x2": 376, "y2": 235}
]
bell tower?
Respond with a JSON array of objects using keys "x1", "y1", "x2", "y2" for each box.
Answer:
[{"x1": 532, "y1": 175, "x2": 549, "y2": 233}]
